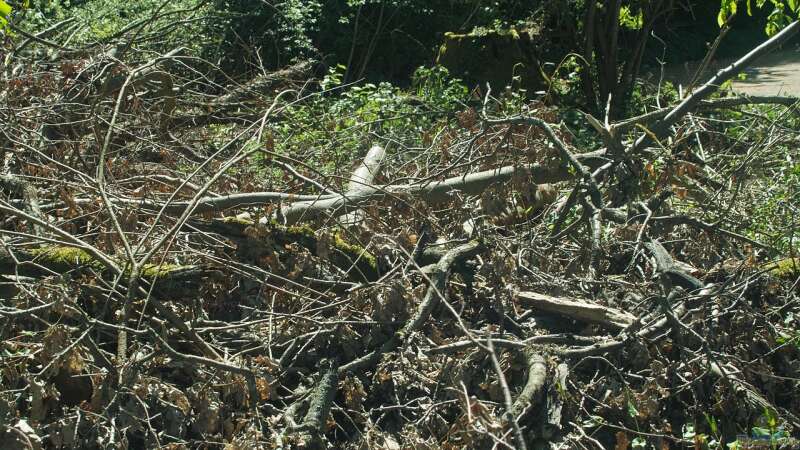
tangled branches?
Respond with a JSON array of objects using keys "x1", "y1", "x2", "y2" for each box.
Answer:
[{"x1": 1, "y1": 16, "x2": 800, "y2": 450}]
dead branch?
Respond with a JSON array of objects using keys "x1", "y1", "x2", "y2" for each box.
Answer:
[
  {"x1": 515, "y1": 291, "x2": 636, "y2": 330},
  {"x1": 289, "y1": 358, "x2": 339, "y2": 448},
  {"x1": 338, "y1": 144, "x2": 386, "y2": 226},
  {"x1": 339, "y1": 241, "x2": 483, "y2": 374},
  {"x1": 282, "y1": 163, "x2": 573, "y2": 224},
  {"x1": 510, "y1": 350, "x2": 548, "y2": 418}
]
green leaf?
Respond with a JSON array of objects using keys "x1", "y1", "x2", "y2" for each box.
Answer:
[
  {"x1": 751, "y1": 426, "x2": 771, "y2": 437},
  {"x1": 705, "y1": 413, "x2": 719, "y2": 435},
  {"x1": 627, "y1": 398, "x2": 639, "y2": 418},
  {"x1": 0, "y1": 0, "x2": 12, "y2": 32},
  {"x1": 718, "y1": 0, "x2": 738, "y2": 27},
  {"x1": 763, "y1": 406, "x2": 778, "y2": 429},
  {"x1": 619, "y1": 5, "x2": 644, "y2": 30}
]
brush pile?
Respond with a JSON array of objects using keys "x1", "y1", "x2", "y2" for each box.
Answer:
[{"x1": 1, "y1": 19, "x2": 800, "y2": 450}]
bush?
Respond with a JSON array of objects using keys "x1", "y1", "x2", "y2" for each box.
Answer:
[{"x1": 264, "y1": 64, "x2": 468, "y2": 181}]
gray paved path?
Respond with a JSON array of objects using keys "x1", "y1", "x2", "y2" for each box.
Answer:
[{"x1": 656, "y1": 47, "x2": 800, "y2": 97}]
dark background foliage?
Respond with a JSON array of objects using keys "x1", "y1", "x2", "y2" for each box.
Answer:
[{"x1": 206, "y1": 0, "x2": 789, "y2": 81}]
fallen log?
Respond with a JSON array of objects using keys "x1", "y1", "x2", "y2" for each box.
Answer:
[
  {"x1": 338, "y1": 144, "x2": 386, "y2": 226},
  {"x1": 191, "y1": 217, "x2": 380, "y2": 282},
  {"x1": 113, "y1": 162, "x2": 571, "y2": 222},
  {"x1": 0, "y1": 245, "x2": 221, "y2": 297},
  {"x1": 282, "y1": 163, "x2": 574, "y2": 224},
  {"x1": 515, "y1": 291, "x2": 636, "y2": 330}
]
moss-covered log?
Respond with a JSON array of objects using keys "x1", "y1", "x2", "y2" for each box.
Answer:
[
  {"x1": 194, "y1": 217, "x2": 380, "y2": 282},
  {"x1": 0, "y1": 246, "x2": 220, "y2": 297},
  {"x1": 0, "y1": 216, "x2": 381, "y2": 290}
]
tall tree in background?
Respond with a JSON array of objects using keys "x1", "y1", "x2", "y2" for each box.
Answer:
[{"x1": 580, "y1": 0, "x2": 673, "y2": 118}]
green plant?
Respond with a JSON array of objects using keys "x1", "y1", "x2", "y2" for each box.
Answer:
[
  {"x1": 725, "y1": 409, "x2": 789, "y2": 450},
  {"x1": 411, "y1": 65, "x2": 468, "y2": 110},
  {"x1": 745, "y1": 152, "x2": 800, "y2": 252},
  {"x1": 0, "y1": 0, "x2": 12, "y2": 33},
  {"x1": 256, "y1": 64, "x2": 467, "y2": 181},
  {"x1": 15, "y1": 0, "x2": 210, "y2": 56},
  {"x1": 775, "y1": 330, "x2": 800, "y2": 350},
  {"x1": 719, "y1": 0, "x2": 800, "y2": 35}
]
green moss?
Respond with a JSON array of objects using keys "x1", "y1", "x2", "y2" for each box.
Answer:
[
  {"x1": 288, "y1": 223, "x2": 313, "y2": 235},
  {"x1": 281, "y1": 225, "x2": 378, "y2": 280},
  {"x1": 214, "y1": 216, "x2": 257, "y2": 237},
  {"x1": 31, "y1": 246, "x2": 104, "y2": 270},
  {"x1": 262, "y1": 222, "x2": 379, "y2": 281},
  {"x1": 279, "y1": 223, "x2": 317, "y2": 249},
  {"x1": 29, "y1": 246, "x2": 190, "y2": 279},
  {"x1": 437, "y1": 26, "x2": 543, "y2": 92},
  {"x1": 220, "y1": 216, "x2": 254, "y2": 226},
  {"x1": 443, "y1": 27, "x2": 519, "y2": 41},
  {"x1": 332, "y1": 233, "x2": 379, "y2": 281},
  {"x1": 210, "y1": 217, "x2": 380, "y2": 281},
  {"x1": 284, "y1": 223, "x2": 316, "y2": 239},
  {"x1": 765, "y1": 258, "x2": 800, "y2": 279},
  {"x1": 140, "y1": 263, "x2": 189, "y2": 279}
]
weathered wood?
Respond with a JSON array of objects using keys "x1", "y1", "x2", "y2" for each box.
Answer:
[
  {"x1": 294, "y1": 358, "x2": 339, "y2": 449},
  {"x1": 645, "y1": 240, "x2": 703, "y2": 292},
  {"x1": 511, "y1": 350, "x2": 547, "y2": 418},
  {"x1": 515, "y1": 291, "x2": 636, "y2": 330},
  {"x1": 282, "y1": 163, "x2": 573, "y2": 224},
  {"x1": 338, "y1": 144, "x2": 386, "y2": 226}
]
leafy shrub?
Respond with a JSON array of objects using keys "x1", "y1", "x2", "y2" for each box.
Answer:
[
  {"x1": 263, "y1": 64, "x2": 467, "y2": 180},
  {"x1": 18, "y1": 0, "x2": 209, "y2": 53}
]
